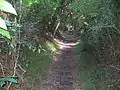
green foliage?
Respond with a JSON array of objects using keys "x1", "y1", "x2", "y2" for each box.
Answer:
[
  {"x1": 23, "y1": 0, "x2": 39, "y2": 5},
  {"x1": 70, "y1": 0, "x2": 116, "y2": 25},
  {"x1": 0, "y1": 17, "x2": 7, "y2": 30},
  {"x1": 44, "y1": 41, "x2": 59, "y2": 53},
  {"x1": 74, "y1": 0, "x2": 120, "y2": 89},
  {"x1": 0, "y1": 28, "x2": 10, "y2": 39},
  {"x1": 70, "y1": 0, "x2": 117, "y2": 41},
  {"x1": 0, "y1": 77, "x2": 18, "y2": 87},
  {"x1": 70, "y1": 0, "x2": 117, "y2": 49},
  {"x1": 0, "y1": 0, "x2": 17, "y2": 39},
  {"x1": 0, "y1": 17, "x2": 10, "y2": 39},
  {"x1": 26, "y1": 0, "x2": 60, "y2": 23},
  {"x1": 77, "y1": 49, "x2": 120, "y2": 90},
  {"x1": 0, "y1": 0, "x2": 119, "y2": 89},
  {"x1": 19, "y1": 46, "x2": 52, "y2": 89},
  {"x1": 0, "y1": 0, "x2": 17, "y2": 15}
]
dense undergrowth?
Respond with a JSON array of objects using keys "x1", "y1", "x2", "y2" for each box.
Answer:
[
  {"x1": 0, "y1": 0, "x2": 60, "y2": 89},
  {"x1": 76, "y1": 43, "x2": 120, "y2": 90},
  {"x1": 0, "y1": 0, "x2": 120, "y2": 89},
  {"x1": 75, "y1": 0, "x2": 120, "y2": 89},
  {"x1": 0, "y1": 39, "x2": 59, "y2": 89}
]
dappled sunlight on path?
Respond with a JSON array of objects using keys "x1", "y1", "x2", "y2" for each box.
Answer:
[
  {"x1": 53, "y1": 38, "x2": 79, "y2": 49},
  {"x1": 40, "y1": 38, "x2": 82, "y2": 90}
]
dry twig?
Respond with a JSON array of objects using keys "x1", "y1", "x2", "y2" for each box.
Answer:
[{"x1": 0, "y1": 63, "x2": 5, "y2": 77}]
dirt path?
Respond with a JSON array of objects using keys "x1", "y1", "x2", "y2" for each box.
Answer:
[{"x1": 40, "y1": 41, "x2": 82, "y2": 90}]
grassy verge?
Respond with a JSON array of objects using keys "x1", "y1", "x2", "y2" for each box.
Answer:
[{"x1": 19, "y1": 41, "x2": 59, "y2": 89}]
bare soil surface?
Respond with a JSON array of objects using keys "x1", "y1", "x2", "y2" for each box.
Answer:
[{"x1": 40, "y1": 40, "x2": 82, "y2": 90}]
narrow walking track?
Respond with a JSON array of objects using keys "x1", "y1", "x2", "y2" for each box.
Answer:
[{"x1": 40, "y1": 40, "x2": 82, "y2": 90}]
